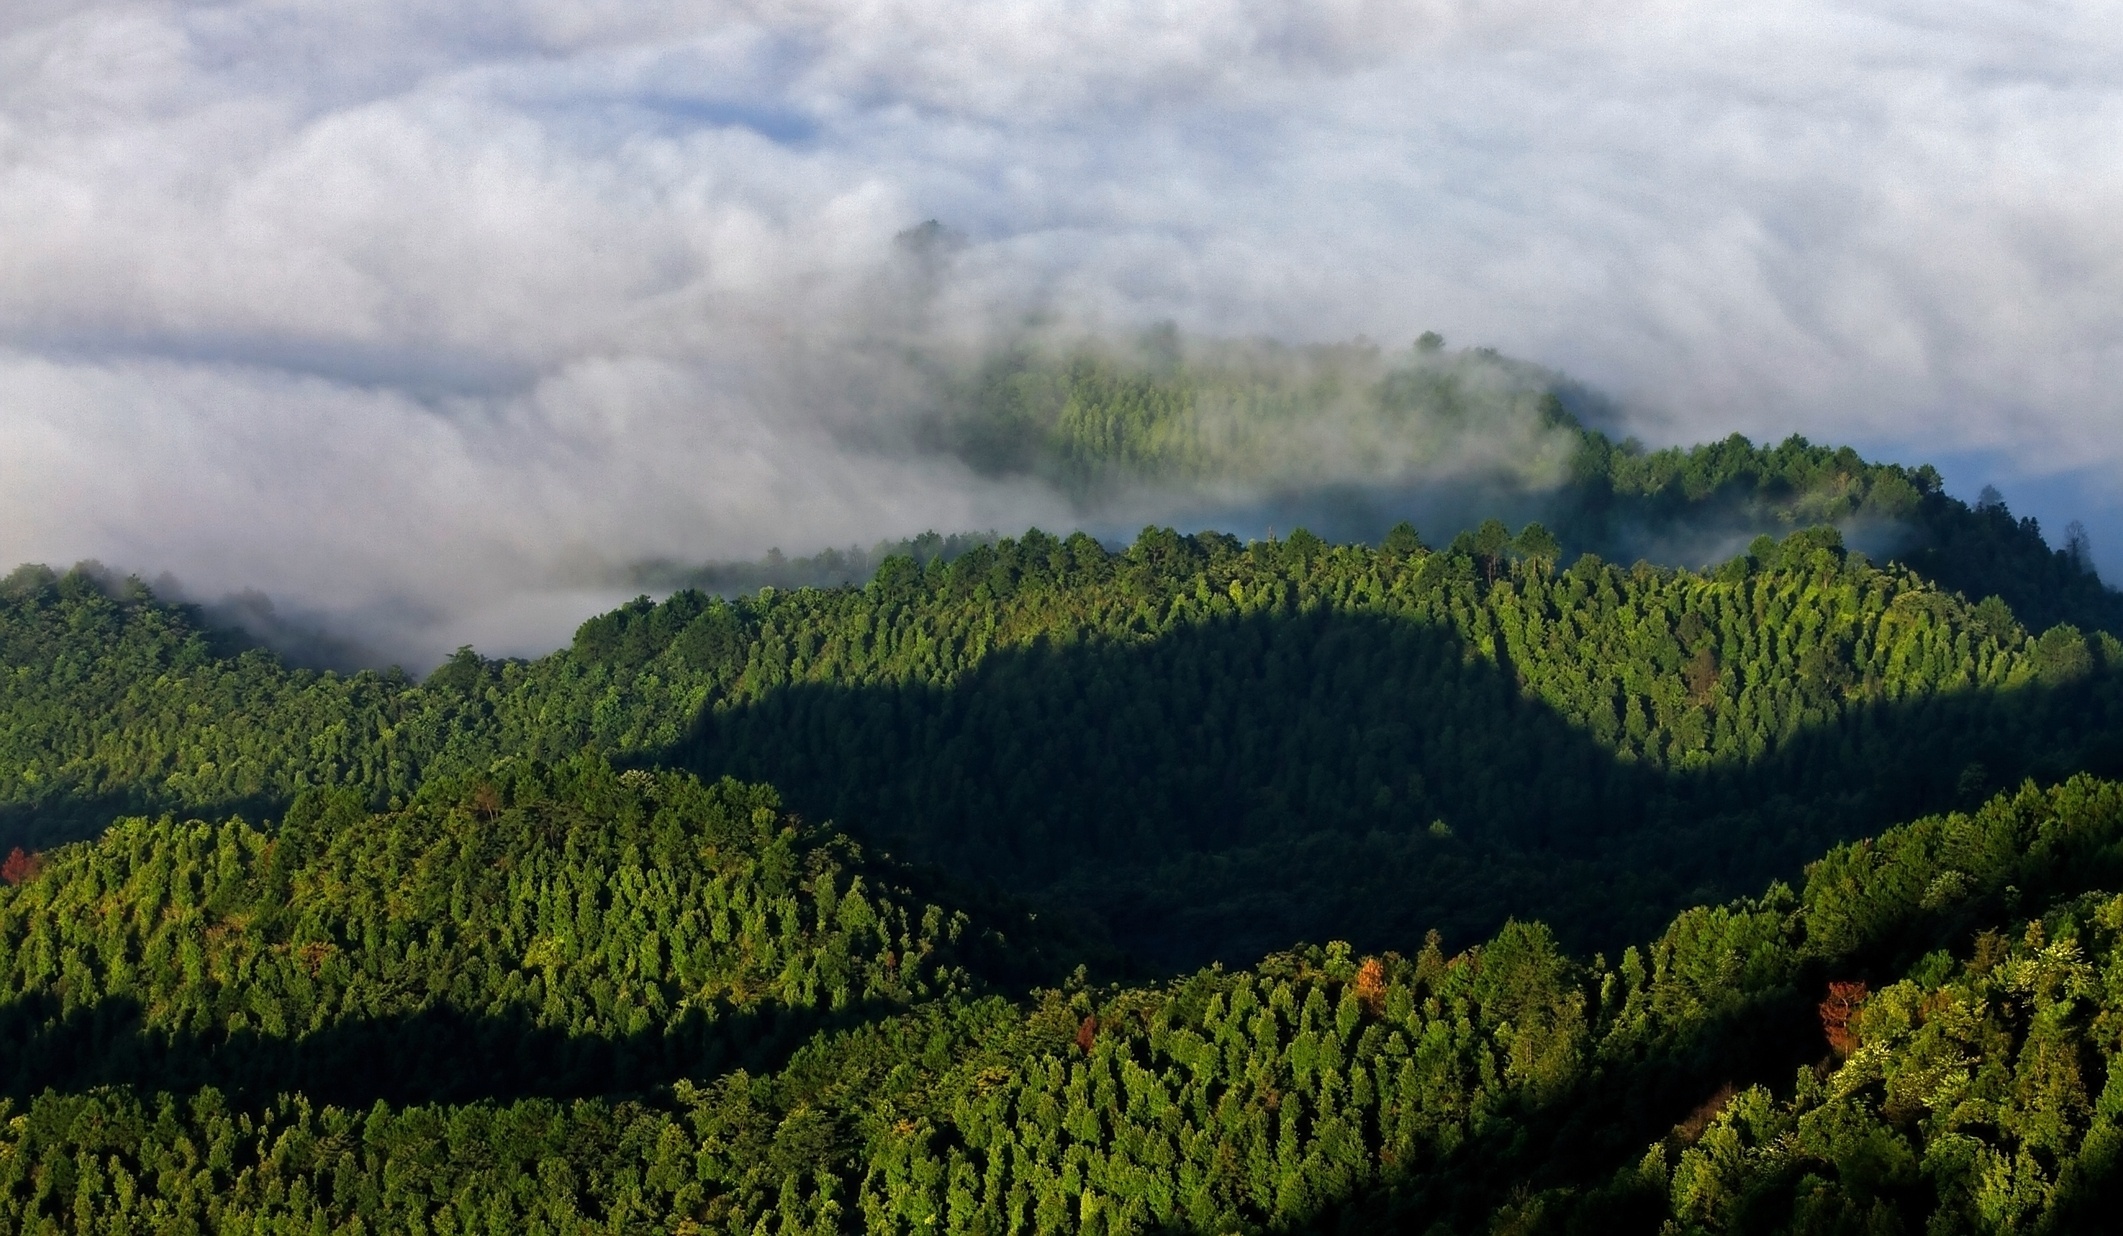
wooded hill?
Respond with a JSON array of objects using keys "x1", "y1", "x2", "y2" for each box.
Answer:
[
  {"x1": 631, "y1": 339, "x2": 2114, "y2": 636},
  {"x1": 1, "y1": 765, "x2": 2121, "y2": 1231},
  {"x1": 4, "y1": 507, "x2": 2120, "y2": 966},
  {"x1": 0, "y1": 757, "x2": 1065, "y2": 1109},
  {"x1": 5, "y1": 412, "x2": 2123, "y2": 1229}
]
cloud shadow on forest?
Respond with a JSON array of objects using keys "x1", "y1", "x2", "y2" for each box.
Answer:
[
  {"x1": 0, "y1": 988, "x2": 907, "y2": 1111},
  {"x1": 10, "y1": 600, "x2": 2123, "y2": 1224},
  {"x1": 662, "y1": 605, "x2": 2123, "y2": 969}
]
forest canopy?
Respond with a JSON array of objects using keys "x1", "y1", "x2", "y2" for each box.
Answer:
[
  {"x1": 4, "y1": 410, "x2": 2123, "y2": 1229},
  {"x1": 3, "y1": 764, "x2": 2123, "y2": 1230},
  {"x1": 4, "y1": 505, "x2": 2120, "y2": 964}
]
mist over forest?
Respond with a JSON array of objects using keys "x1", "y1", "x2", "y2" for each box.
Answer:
[
  {"x1": 7, "y1": 0, "x2": 2123, "y2": 671},
  {"x1": 10, "y1": 2, "x2": 2123, "y2": 1230},
  {"x1": 91, "y1": 318, "x2": 2095, "y2": 676}
]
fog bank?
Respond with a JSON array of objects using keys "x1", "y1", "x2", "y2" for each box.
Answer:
[{"x1": 4, "y1": 1, "x2": 2120, "y2": 665}]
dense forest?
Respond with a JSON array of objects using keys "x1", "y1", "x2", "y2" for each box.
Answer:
[
  {"x1": 4, "y1": 496, "x2": 2119, "y2": 964},
  {"x1": 3, "y1": 766, "x2": 2123, "y2": 1230},
  {"x1": 7, "y1": 396, "x2": 2123, "y2": 1228},
  {"x1": 0, "y1": 757, "x2": 1066, "y2": 1108}
]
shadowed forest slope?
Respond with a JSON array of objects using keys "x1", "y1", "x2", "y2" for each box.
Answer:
[
  {"x1": 5, "y1": 523, "x2": 2123, "y2": 966},
  {"x1": 6, "y1": 345, "x2": 2123, "y2": 1230},
  {"x1": 686, "y1": 599, "x2": 2123, "y2": 963}
]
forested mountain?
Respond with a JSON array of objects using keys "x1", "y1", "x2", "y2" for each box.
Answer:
[
  {"x1": 0, "y1": 757, "x2": 1060, "y2": 1108},
  {"x1": 4, "y1": 772, "x2": 2123, "y2": 1230},
  {"x1": 10, "y1": 396, "x2": 2123, "y2": 1229},
  {"x1": 6, "y1": 515, "x2": 2122, "y2": 965},
  {"x1": 1557, "y1": 429, "x2": 2121, "y2": 637},
  {"x1": 600, "y1": 335, "x2": 2113, "y2": 637},
  {"x1": 923, "y1": 333, "x2": 2118, "y2": 635}
]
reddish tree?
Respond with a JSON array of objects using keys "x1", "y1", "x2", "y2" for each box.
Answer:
[
  {"x1": 0, "y1": 847, "x2": 40, "y2": 886},
  {"x1": 1353, "y1": 956, "x2": 1388, "y2": 1015},
  {"x1": 1076, "y1": 1015, "x2": 1098, "y2": 1054},
  {"x1": 1819, "y1": 981, "x2": 1870, "y2": 1056}
]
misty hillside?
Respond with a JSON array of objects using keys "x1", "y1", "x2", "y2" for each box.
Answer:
[
  {"x1": 9, "y1": 429, "x2": 2123, "y2": 1229},
  {"x1": 922, "y1": 332, "x2": 1573, "y2": 500},
  {"x1": 12, "y1": 0, "x2": 2123, "y2": 1226},
  {"x1": 631, "y1": 338, "x2": 2118, "y2": 640},
  {"x1": 958, "y1": 335, "x2": 2118, "y2": 633}
]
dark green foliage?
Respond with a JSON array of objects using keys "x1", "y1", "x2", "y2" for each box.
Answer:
[
  {"x1": 1640, "y1": 896, "x2": 2123, "y2": 1233},
  {"x1": 574, "y1": 593, "x2": 719, "y2": 675},
  {"x1": 0, "y1": 566, "x2": 427, "y2": 846}
]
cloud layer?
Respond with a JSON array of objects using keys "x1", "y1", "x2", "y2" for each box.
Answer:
[{"x1": 3, "y1": 0, "x2": 2120, "y2": 664}]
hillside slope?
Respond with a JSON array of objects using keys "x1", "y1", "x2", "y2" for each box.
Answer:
[
  {"x1": 921, "y1": 334, "x2": 2119, "y2": 634},
  {"x1": 6, "y1": 524, "x2": 2123, "y2": 965},
  {"x1": 0, "y1": 757, "x2": 1058, "y2": 1107},
  {"x1": 3, "y1": 776, "x2": 2122, "y2": 1230}
]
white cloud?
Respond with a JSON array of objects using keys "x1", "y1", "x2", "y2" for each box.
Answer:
[{"x1": 3, "y1": 0, "x2": 2120, "y2": 662}]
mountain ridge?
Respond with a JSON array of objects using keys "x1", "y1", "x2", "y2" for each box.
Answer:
[{"x1": 7, "y1": 513, "x2": 2123, "y2": 967}]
